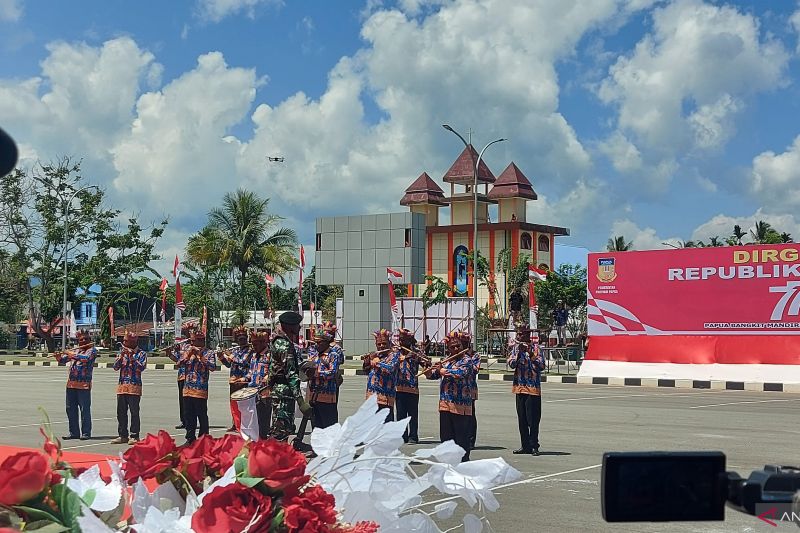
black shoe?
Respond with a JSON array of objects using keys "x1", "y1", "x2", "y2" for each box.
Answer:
[
  {"x1": 227, "y1": 425, "x2": 237, "y2": 433},
  {"x1": 175, "y1": 424, "x2": 185, "y2": 429},
  {"x1": 62, "y1": 435, "x2": 79, "y2": 440},
  {"x1": 532, "y1": 448, "x2": 540, "y2": 456},
  {"x1": 409, "y1": 438, "x2": 419, "y2": 445},
  {"x1": 183, "y1": 439, "x2": 195, "y2": 446},
  {"x1": 80, "y1": 435, "x2": 90, "y2": 441},
  {"x1": 513, "y1": 448, "x2": 532, "y2": 454}
]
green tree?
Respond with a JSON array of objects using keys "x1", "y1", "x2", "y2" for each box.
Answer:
[
  {"x1": 607, "y1": 236, "x2": 633, "y2": 251},
  {"x1": 0, "y1": 250, "x2": 26, "y2": 324},
  {"x1": 533, "y1": 263, "x2": 587, "y2": 339},
  {"x1": 0, "y1": 159, "x2": 167, "y2": 350},
  {"x1": 732, "y1": 224, "x2": 746, "y2": 245},
  {"x1": 707, "y1": 236, "x2": 724, "y2": 247},
  {"x1": 750, "y1": 220, "x2": 781, "y2": 244},
  {"x1": 191, "y1": 189, "x2": 298, "y2": 324},
  {"x1": 780, "y1": 232, "x2": 793, "y2": 243}
]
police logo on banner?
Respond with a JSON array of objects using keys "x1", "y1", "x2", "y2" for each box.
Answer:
[{"x1": 597, "y1": 257, "x2": 617, "y2": 283}]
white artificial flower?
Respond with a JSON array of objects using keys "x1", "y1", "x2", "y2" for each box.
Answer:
[
  {"x1": 66, "y1": 465, "x2": 122, "y2": 512},
  {"x1": 132, "y1": 507, "x2": 193, "y2": 533},
  {"x1": 76, "y1": 504, "x2": 115, "y2": 533}
]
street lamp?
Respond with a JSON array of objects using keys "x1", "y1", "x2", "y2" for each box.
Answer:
[
  {"x1": 60, "y1": 185, "x2": 99, "y2": 350},
  {"x1": 442, "y1": 125, "x2": 506, "y2": 352}
]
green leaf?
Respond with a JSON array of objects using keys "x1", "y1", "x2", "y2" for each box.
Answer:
[
  {"x1": 24, "y1": 521, "x2": 71, "y2": 532},
  {"x1": 234, "y1": 456, "x2": 248, "y2": 477},
  {"x1": 269, "y1": 508, "x2": 284, "y2": 533},
  {"x1": 80, "y1": 488, "x2": 96, "y2": 508},
  {"x1": 236, "y1": 476, "x2": 264, "y2": 488},
  {"x1": 51, "y1": 484, "x2": 82, "y2": 533},
  {"x1": 12, "y1": 505, "x2": 61, "y2": 525}
]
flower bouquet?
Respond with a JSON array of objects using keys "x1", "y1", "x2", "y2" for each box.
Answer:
[{"x1": 0, "y1": 397, "x2": 520, "y2": 532}]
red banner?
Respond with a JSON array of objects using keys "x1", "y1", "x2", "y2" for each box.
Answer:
[
  {"x1": 588, "y1": 244, "x2": 800, "y2": 336},
  {"x1": 109, "y1": 306, "x2": 115, "y2": 338},
  {"x1": 586, "y1": 244, "x2": 800, "y2": 368}
]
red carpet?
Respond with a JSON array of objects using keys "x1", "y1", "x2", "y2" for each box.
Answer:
[{"x1": 0, "y1": 445, "x2": 116, "y2": 476}]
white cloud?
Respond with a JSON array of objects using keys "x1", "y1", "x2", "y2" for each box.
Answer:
[
  {"x1": 111, "y1": 52, "x2": 259, "y2": 222},
  {"x1": 598, "y1": 132, "x2": 642, "y2": 172},
  {"x1": 599, "y1": 0, "x2": 788, "y2": 159},
  {"x1": 750, "y1": 135, "x2": 800, "y2": 209},
  {"x1": 791, "y1": 6, "x2": 800, "y2": 54},
  {"x1": 608, "y1": 219, "x2": 682, "y2": 250},
  {"x1": 691, "y1": 209, "x2": 800, "y2": 244},
  {"x1": 196, "y1": 0, "x2": 282, "y2": 22},
  {"x1": 0, "y1": 0, "x2": 22, "y2": 22},
  {"x1": 0, "y1": 37, "x2": 157, "y2": 161}
]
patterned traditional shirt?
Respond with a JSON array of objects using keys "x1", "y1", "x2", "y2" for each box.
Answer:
[
  {"x1": 56, "y1": 347, "x2": 97, "y2": 390},
  {"x1": 469, "y1": 350, "x2": 480, "y2": 400},
  {"x1": 113, "y1": 348, "x2": 147, "y2": 395},
  {"x1": 508, "y1": 343, "x2": 545, "y2": 396},
  {"x1": 396, "y1": 349, "x2": 420, "y2": 394},
  {"x1": 366, "y1": 349, "x2": 400, "y2": 407},
  {"x1": 167, "y1": 344, "x2": 187, "y2": 381},
  {"x1": 246, "y1": 350, "x2": 271, "y2": 398},
  {"x1": 307, "y1": 345, "x2": 341, "y2": 404},
  {"x1": 426, "y1": 355, "x2": 474, "y2": 415},
  {"x1": 221, "y1": 347, "x2": 252, "y2": 383},
  {"x1": 182, "y1": 348, "x2": 217, "y2": 400}
]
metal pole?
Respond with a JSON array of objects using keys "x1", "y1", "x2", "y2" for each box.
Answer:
[{"x1": 441, "y1": 125, "x2": 505, "y2": 353}]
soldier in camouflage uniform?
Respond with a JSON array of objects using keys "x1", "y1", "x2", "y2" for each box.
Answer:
[{"x1": 268, "y1": 312, "x2": 311, "y2": 441}]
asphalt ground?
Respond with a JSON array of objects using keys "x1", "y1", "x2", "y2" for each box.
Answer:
[{"x1": 1, "y1": 367, "x2": 799, "y2": 532}]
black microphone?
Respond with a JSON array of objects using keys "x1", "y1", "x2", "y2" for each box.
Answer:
[{"x1": 0, "y1": 127, "x2": 18, "y2": 177}]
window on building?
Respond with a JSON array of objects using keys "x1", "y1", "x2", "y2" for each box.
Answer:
[
  {"x1": 316, "y1": 233, "x2": 322, "y2": 250},
  {"x1": 538, "y1": 234, "x2": 550, "y2": 252},
  {"x1": 520, "y1": 232, "x2": 532, "y2": 250},
  {"x1": 405, "y1": 228, "x2": 411, "y2": 247}
]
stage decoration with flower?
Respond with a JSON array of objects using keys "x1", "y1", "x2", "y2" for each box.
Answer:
[{"x1": 0, "y1": 397, "x2": 520, "y2": 532}]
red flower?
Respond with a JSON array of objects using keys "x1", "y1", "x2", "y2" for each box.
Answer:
[
  {"x1": 0, "y1": 451, "x2": 52, "y2": 506},
  {"x1": 191, "y1": 483, "x2": 273, "y2": 533},
  {"x1": 177, "y1": 435, "x2": 212, "y2": 490},
  {"x1": 205, "y1": 434, "x2": 244, "y2": 476},
  {"x1": 122, "y1": 430, "x2": 177, "y2": 483},
  {"x1": 283, "y1": 485, "x2": 338, "y2": 532},
  {"x1": 39, "y1": 428, "x2": 60, "y2": 462},
  {"x1": 248, "y1": 439, "x2": 309, "y2": 493},
  {"x1": 0, "y1": 528, "x2": 22, "y2": 533}
]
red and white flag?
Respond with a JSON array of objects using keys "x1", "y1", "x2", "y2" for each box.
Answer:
[
  {"x1": 175, "y1": 277, "x2": 186, "y2": 312},
  {"x1": 159, "y1": 278, "x2": 168, "y2": 321},
  {"x1": 387, "y1": 267, "x2": 403, "y2": 322},
  {"x1": 173, "y1": 255, "x2": 182, "y2": 280},
  {"x1": 109, "y1": 306, "x2": 115, "y2": 338},
  {"x1": 528, "y1": 264, "x2": 548, "y2": 282}
]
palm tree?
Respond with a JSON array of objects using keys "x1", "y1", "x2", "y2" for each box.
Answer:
[
  {"x1": 732, "y1": 225, "x2": 745, "y2": 245},
  {"x1": 707, "y1": 236, "x2": 723, "y2": 247},
  {"x1": 189, "y1": 189, "x2": 298, "y2": 319},
  {"x1": 781, "y1": 232, "x2": 793, "y2": 243},
  {"x1": 607, "y1": 236, "x2": 633, "y2": 252},
  {"x1": 750, "y1": 220, "x2": 774, "y2": 244}
]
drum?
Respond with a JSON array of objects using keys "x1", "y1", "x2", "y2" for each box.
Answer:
[{"x1": 231, "y1": 387, "x2": 259, "y2": 401}]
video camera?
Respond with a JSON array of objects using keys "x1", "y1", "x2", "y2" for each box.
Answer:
[{"x1": 602, "y1": 452, "x2": 800, "y2": 525}]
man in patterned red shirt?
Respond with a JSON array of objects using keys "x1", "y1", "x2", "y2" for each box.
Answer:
[
  {"x1": 365, "y1": 329, "x2": 400, "y2": 422},
  {"x1": 395, "y1": 328, "x2": 422, "y2": 444},
  {"x1": 219, "y1": 326, "x2": 252, "y2": 432},
  {"x1": 110, "y1": 332, "x2": 147, "y2": 445},
  {"x1": 246, "y1": 330, "x2": 272, "y2": 439},
  {"x1": 55, "y1": 330, "x2": 97, "y2": 440},
  {"x1": 424, "y1": 331, "x2": 473, "y2": 462},
  {"x1": 508, "y1": 327, "x2": 546, "y2": 456},
  {"x1": 182, "y1": 330, "x2": 217, "y2": 444},
  {"x1": 306, "y1": 321, "x2": 341, "y2": 429}
]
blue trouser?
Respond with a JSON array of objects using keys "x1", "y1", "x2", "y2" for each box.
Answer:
[{"x1": 66, "y1": 388, "x2": 92, "y2": 437}]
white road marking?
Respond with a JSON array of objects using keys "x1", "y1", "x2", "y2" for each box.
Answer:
[
  {"x1": 62, "y1": 428, "x2": 229, "y2": 450},
  {"x1": 689, "y1": 398, "x2": 800, "y2": 409},
  {"x1": 417, "y1": 464, "x2": 603, "y2": 508},
  {"x1": 0, "y1": 416, "x2": 117, "y2": 430}
]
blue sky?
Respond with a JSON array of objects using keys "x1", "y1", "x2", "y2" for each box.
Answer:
[{"x1": 2, "y1": 0, "x2": 800, "y2": 275}]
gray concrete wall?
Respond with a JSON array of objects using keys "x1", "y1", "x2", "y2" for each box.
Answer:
[{"x1": 315, "y1": 212, "x2": 425, "y2": 354}]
